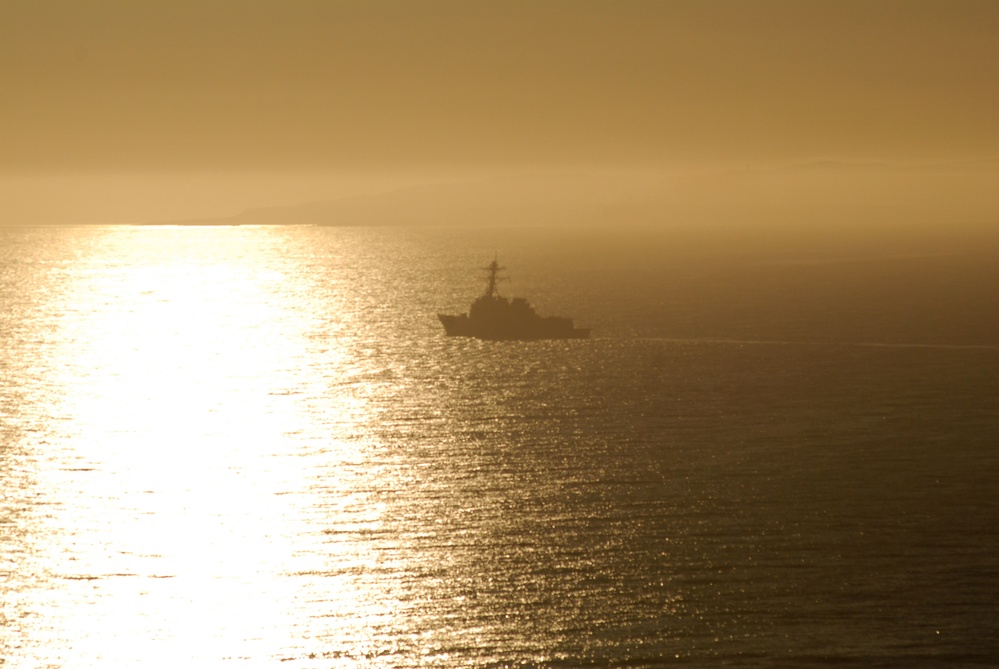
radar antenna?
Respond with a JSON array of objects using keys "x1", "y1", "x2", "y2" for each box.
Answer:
[{"x1": 482, "y1": 257, "x2": 508, "y2": 298}]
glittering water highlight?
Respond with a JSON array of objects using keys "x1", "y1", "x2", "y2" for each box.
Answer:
[{"x1": 2, "y1": 224, "x2": 998, "y2": 667}]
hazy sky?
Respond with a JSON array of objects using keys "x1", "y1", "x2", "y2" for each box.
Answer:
[
  {"x1": 2, "y1": 0, "x2": 998, "y2": 225},
  {"x1": 4, "y1": 0, "x2": 998, "y2": 174}
]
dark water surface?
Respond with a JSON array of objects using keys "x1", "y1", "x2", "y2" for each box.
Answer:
[{"x1": 2, "y1": 225, "x2": 998, "y2": 666}]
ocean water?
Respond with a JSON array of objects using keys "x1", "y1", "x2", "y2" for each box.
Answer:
[{"x1": 2, "y1": 224, "x2": 998, "y2": 667}]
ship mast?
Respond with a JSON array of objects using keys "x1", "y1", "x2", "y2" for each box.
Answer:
[{"x1": 482, "y1": 258, "x2": 507, "y2": 298}]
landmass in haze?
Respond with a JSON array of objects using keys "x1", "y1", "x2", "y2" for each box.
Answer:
[
  {"x1": 2, "y1": 1, "x2": 997, "y2": 230},
  {"x1": 145, "y1": 165, "x2": 998, "y2": 238}
]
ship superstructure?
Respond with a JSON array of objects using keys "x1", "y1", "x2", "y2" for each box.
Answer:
[{"x1": 438, "y1": 259, "x2": 589, "y2": 340}]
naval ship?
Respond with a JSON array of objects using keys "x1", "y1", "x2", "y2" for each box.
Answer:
[{"x1": 438, "y1": 259, "x2": 590, "y2": 340}]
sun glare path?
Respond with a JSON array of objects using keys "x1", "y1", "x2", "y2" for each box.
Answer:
[{"x1": 14, "y1": 226, "x2": 394, "y2": 665}]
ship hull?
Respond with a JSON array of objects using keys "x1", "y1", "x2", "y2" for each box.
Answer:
[{"x1": 438, "y1": 314, "x2": 590, "y2": 341}]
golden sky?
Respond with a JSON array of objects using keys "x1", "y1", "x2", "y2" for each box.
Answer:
[{"x1": 3, "y1": 0, "x2": 998, "y2": 173}]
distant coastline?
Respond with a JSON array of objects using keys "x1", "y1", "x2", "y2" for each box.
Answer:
[
  {"x1": 140, "y1": 174, "x2": 671, "y2": 227},
  {"x1": 138, "y1": 166, "x2": 999, "y2": 233}
]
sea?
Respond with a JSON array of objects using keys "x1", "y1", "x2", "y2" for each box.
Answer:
[{"x1": 2, "y1": 223, "x2": 998, "y2": 667}]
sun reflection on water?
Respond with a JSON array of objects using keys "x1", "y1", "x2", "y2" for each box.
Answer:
[
  {"x1": 3, "y1": 226, "x2": 400, "y2": 666},
  {"x1": 6, "y1": 225, "x2": 999, "y2": 665}
]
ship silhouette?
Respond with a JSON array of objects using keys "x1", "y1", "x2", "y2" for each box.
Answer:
[{"x1": 438, "y1": 259, "x2": 590, "y2": 340}]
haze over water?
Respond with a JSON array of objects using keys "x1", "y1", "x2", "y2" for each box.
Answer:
[{"x1": 3, "y1": 1, "x2": 999, "y2": 666}]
